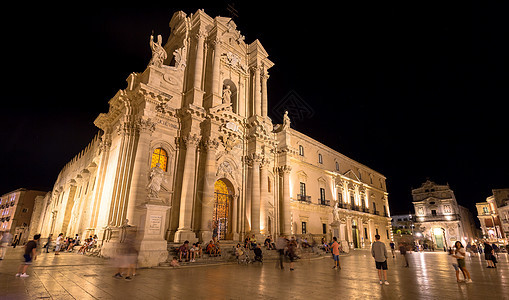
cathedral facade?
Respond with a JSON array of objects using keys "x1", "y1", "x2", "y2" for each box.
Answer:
[{"x1": 33, "y1": 10, "x2": 392, "y2": 266}]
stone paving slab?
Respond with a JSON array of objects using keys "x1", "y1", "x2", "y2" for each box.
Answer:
[{"x1": 1, "y1": 247, "x2": 508, "y2": 299}]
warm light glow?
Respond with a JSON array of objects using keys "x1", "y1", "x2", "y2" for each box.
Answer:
[
  {"x1": 433, "y1": 228, "x2": 443, "y2": 235},
  {"x1": 151, "y1": 148, "x2": 168, "y2": 171}
]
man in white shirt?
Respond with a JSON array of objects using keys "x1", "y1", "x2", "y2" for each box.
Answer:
[{"x1": 55, "y1": 233, "x2": 64, "y2": 255}]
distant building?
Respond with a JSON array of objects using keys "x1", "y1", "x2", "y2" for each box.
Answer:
[
  {"x1": 412, "y1": 180, "x2": 477, "y2": 249},
  {"x1": 0, "y1": 188, "x2": 47, "y2": 245},
  {"x1": 391, "y1": 214, "x2": 415, "y2": 235},
  {"x1": 476, "y1": 189, "x2": 509, "y2": 243}
]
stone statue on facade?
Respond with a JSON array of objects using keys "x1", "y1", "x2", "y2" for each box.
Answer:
[
  {"x1": 282, "y1": 110, "x2": 291, "y2": 130},
  {"x1": 149, "y1": 34, "x2": 167, "y2": 68},
  {"x1": 147, "y1": 163, "x2": 165, "y2": 198},
  {"x1": 333, "y1": 200, "x2": 341, "y2": 222},
  {"x1": 222, "y1": 85, "x2": 232, "y2": 104}
]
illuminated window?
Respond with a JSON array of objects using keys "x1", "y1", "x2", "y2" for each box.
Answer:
[
  {"x1": 213, "y1": 180, "x2": 231, "y2": 240},
  {"x1": 299, "y1": 145, "x2": 304, "y2": 156},
  {"x1": 151, "y1": 148, "x2": 168, "y2": 171}
]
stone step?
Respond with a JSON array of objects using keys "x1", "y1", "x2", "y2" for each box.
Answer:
[{"x1": 159, "y1": 245, "x2": 333, "y2": 267}]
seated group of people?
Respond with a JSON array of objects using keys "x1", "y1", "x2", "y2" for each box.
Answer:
[
  {"x1": 235, "y1": 242, "x2": 263, "y2": 262},
  {"x1": 178, "y1": 241, "x2": 202, "y2": 262},
  {"x1": 205, "y1": 240, "x2": 221, "y2": 257},
  {"x1": 77, "y1": 235, "x2": 98, "y2": 254},
  {"x1": 245, "y1": 234, "x2": 276, "y2": 251}
]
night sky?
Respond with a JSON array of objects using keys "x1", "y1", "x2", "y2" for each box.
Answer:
[{"x1": 2, "y1": 2, "x2": 508, "y2": 218}]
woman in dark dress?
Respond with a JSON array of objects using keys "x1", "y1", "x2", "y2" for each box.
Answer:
[{"x1": 483, "y1": 241, "x2": 495, "y2": 268}]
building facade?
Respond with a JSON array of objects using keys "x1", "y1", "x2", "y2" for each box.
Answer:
[
  {"x1": 33, "y1": 10, "x2": 391, "y2": 266},
  {"x1": 476, "y1": 189, "x2": 509, "y2": 243},
  {"x1": 412, "y1": 180, "x2": 476, "y2": 249},
  {"x1": 0, "y1": 188, "x2": 47, "y2": 245}
]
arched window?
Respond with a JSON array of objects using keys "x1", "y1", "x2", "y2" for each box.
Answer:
[
  {"x1": 318, "y1": 153, "x2": 323, "y2": 164},
  {"x1": 151, "y1": 148, "x2": 168, "y2": 171},
  {"x1": 335, "y1": 161, "x2": 339, "y2": 171}
]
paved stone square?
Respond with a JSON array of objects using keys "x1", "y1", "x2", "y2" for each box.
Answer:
[{"x1": 1, "y1": 247, "x2": 508, "y2": 299}]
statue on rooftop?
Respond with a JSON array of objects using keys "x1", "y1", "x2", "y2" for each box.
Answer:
[{"x1": 149, "y1": 34, "x2": 167, "y2": 68}]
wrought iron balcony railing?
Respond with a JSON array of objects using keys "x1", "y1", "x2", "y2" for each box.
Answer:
[
  {"x1": 296, "y1": 194, "x2": 311, "y2": 203},
  {"x1": 319, "y1": 199, "x2": 331, "y2": 206}
]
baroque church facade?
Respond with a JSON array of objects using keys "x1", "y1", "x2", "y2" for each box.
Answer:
[{"x1": 33, "y1": 10, "x2": 392, "y2": 266}]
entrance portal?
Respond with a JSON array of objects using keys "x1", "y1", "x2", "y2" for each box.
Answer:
[
  {"x1": 433, "y1": 228, "x2": 445, "y2": 249},
  {"x1": 213, "y1": 179, "x2": 233, "y2": 240}
]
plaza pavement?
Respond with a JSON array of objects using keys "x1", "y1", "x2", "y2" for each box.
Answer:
[{"x1": 0, "y1": 246, "x2": 508, "y2": 299}]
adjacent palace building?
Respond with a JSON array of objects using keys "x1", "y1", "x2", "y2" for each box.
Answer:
[{"x1": 32, "y1": 10, "x2": 392, "y2": 266}]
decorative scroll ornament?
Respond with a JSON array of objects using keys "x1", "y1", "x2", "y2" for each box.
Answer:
[{"x1": 221, "y1": 51, "x2": 248, "y2": 74}]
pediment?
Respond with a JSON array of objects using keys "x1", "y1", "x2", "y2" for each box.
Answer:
[{"x1": 343, "y1": 169, "x2": 361, "y2": 182}]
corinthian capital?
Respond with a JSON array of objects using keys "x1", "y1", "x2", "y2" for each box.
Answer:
[
  {"x1": 277, "y1": 165, "x2": 292, "y2": 174},
  {"x1": 136, "y1": 117, "x2": 156, "y2": 134},
  {"x1": 202, "y1": 138, "x2": 220, "y2": 152}
]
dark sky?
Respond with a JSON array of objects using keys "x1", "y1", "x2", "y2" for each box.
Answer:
[{"x1": 2, "y1": 2, "x2": 508, "y2": 217}]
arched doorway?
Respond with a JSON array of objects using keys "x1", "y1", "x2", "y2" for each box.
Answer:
[{"x1": 213, "y1": 179, "x2": 234, "y2": 240}]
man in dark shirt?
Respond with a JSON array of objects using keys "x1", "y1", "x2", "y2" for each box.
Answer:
[
  {"x1": 16, "y1": 234, "x2": 40, "y2": 278},
  {"x1": 253, "y1": 244, "x2": 263, "y2": 262}
]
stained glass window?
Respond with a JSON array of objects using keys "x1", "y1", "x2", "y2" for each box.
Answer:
[
  {"x1": 213, "y1": 180, "x2": 231, "y2": 240},
  {"x1": 151, "y1": 148, "x2": 168, "y2": 171}
]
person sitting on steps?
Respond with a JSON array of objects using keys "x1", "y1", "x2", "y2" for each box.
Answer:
[{"x1": 178, "y1": 240, "x2": 190, "y2": 262}]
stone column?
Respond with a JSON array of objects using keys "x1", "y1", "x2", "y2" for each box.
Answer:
[
  {"x1": 279, "y1": 165, "x2": 292, "y2": 235},
  {"x1": 89, "y1": 133, "x2": 112, "y2": 231},
  {"x1": 108, "y1": 117, "x2": 139, "y2": 227},
  {"x1": 199, "y1": 138, "x2": 219, "y2": 242},
  {"x1": 346, "y1": 217, "x2": 353, "y2": 249},
  {"x1": 186, "y1": 30, "x2": 206, "y2": 107},
  {"x1": 250, "y1": 154, "x2": 262, "y2": 235},
  {"x1": 127, "y1": 118, "x2": 156, "y2": 225},
  {"x1": 193, "y1": 31, "x2": 206, "y2": 90},
  {"x1": 210, "y1": 37, "x2": 223, "y2": 107},
  {"x1": 358, "y1": 218, "x2": 365, "y2": 248},
  {"x1": 259, "y1": 160, "x2": 268, "y2": 235},
  {"x1": 261, "y1": 68, "x2": 268, "y2": 117},
  {"x1": 174, "y1": 134, "x2": 200, "y2": 243},
  {"x1": 253, "y1": 66, "x2": 261, "y2": 116}
]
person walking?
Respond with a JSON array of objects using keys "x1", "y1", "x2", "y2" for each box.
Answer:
[
  {"x1": 390, "y1": 241, "x2": 395, "y2": 258},
  {"x1": 54, "y1": 233, "x2": 64, "y2": 255},
  {"x1": 16, "y1": 234, "x2": 40, "y2": 278},
  {"x1": 371, "y1": 234, "x2": 389, "y2": 285},
  {"x1": 43, "y1": 234, "x2": 52, "y2": 253},
  {"x1": 483, "y1": 241, "x2": 495, "y2": 268},
  {"x1": 399, "y1": 242, "x2": 409, "y2": 267},
  {"x1": 453, "y1": 241, "x2": 472, "y2": 283},
  {"x1": 287, "y1": 237, "x2": 297, "y2": 271},
  {"x1": 331, "y1": 237, "x2": 341, "y2": 270},
  {"x1": 0, "y1": 231, "x2": 13, "y2": 260},
  {"x1": 275, "y1": 235, "x2": 287, "y2": 270}
]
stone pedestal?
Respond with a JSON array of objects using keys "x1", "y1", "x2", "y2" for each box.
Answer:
[{"x1": 136, "y1": 201, "x2": 171, "y2": 267}]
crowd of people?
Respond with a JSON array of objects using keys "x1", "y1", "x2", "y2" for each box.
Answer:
[{"x1": 3, "y1": 228, "x2": 507, "y2": 287}]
